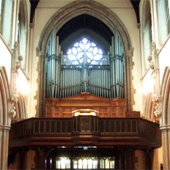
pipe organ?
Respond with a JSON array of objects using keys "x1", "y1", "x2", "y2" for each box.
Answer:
[{"x1": 46, "y1": 33, "x2": 124, "y2": 99}]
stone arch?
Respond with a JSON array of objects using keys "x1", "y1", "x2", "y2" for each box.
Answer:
[
  {"x1": 160, "y1": 67, "x2": 170, "y2": 126},
  {"x1": 0, "y1": 67, "x2": 14, "y2": 169},
  {"x1": 15, "y1": 93, "x2": 26, "y2": 119},
  {"x1": 144, "y1": 92, "x2": 154, "y2": 119},
  {"x1": 0, "y1": 67, "x2": 11, "y2": 126},
  {"x1": 37, "y1": 0, "x2": 134, "y2": 116},
  {"x1": 159, "y1": 66, "x2": 170, "y2": 170},
  {"x1": 38, "y1": 0, "x2": 132, "y2": 52}
]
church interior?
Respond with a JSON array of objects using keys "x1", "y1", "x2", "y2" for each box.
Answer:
[{"x1": 0, "y1": 0, "x2": 170, "y2": 169}]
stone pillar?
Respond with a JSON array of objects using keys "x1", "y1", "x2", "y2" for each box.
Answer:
[
  {"x1": 0, "y1": 125, "x2": 10, "y2": 170},
  {"x1": 160, "y1": 127, "x2": 170, "y2": 170},
  {"x1": 0, "y1": 67, "x2": 17, "y2": 170},
  {"x1": 124, "y1": 48, "x2": 134, "y2": 112},
  {"x1": 37, "y1": 51, "x2": 47, "y2": 117}
]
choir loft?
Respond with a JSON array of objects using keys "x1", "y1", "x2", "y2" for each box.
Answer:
[{"x1": 1, "y1": 0, "x2": 170, "y2": 170}]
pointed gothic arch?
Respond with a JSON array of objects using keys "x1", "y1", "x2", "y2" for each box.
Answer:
[
  {"x1": 144, "y1": 92, "x2": 154, "y2": 119},
  {"x1": 15, "y1": 93, "x2": 26, "y2": 119},
  {"x1": 38, "y1": 0, "x2": 131, "y2": 52},
  {"x1": 160, "y1": 67, "x2": 170, "y2": 126},
  {"x1": 141, "y1": 0, "x2": 152, "y2": 71},
  {"x1": 159, "y1": 66, "x2": 170, "y2": 170},
  {"x1": 0, "y1": 66, "x2": 11, "y2": 126},
  {"x1": 18, "y1": 0, "x2": 29, "y2": 70},
  {"x1": 0, "y1": 67, "x2": 13, "y2": 170},
  {"x1": 37, "y1": 0, "x2": 134, "y2": 117}
]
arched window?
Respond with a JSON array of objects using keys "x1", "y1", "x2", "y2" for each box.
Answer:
[
  {"x1": 167, "y1": 0, "x2": 170, "y2": 32},
  {"x1": 17, "y1": 1, "x2": 28, "y2": 70},
  {"x1": 0, "y1": 0, "x2": 2, "y2": 16},
  {"x1": 0, "y1": 0, "x2": 13, "y2": 44},
  {"x1": 0, "y1": 0, "x2": 3, "y2": 32},
  {"x1": 142, "y1": 0, "x2": 152, "y2": 70},
  {"x1": 54, "y1": 156, "x2": 115, "y2": 169},
  {"x1": 55, "y1": 157, "x2": 71, "y2": 169},
  {"x1": 73, "y1": 157, "x2": 98, "y2": 169},
  {"x1": 157, "y1": 0, "x2": 169, "y2": 45},
  {"x1": 66, "y1": 38, "x2": 104, "y2": 65}
]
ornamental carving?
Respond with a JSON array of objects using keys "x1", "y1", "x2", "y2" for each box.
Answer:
[{"x1": 152, "y1": 94, "x2": 162, "y2": 117}]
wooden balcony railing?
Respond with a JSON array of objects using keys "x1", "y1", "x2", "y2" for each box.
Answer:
[{"x1": 9, "y1": 117, "x2": 161, "y2": 148}]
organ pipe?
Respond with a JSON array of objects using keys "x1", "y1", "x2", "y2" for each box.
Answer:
[
  {"x1": 46, "y1": 35, "x2": 124, "y2": 99},
  {"x1": 110, "y1": 32, "x2": 124, "y2": 98}
]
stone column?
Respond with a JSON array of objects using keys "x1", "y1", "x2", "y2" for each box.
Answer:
[
  {"x1": 0, "y1": 72, "x2": 17, "y2": 170},
  {"x1": 160, "y1": 127, "x2": 170, "y2": 170},
  {"x1": 37, "y1": 51, "x2": 47, "y2": 117},
  {"x1": 124, "y1": 48, "x2": 134, "y2": 112},
  {"x1": 0, "y1": 125, "x2": 10, "y2": 170}
]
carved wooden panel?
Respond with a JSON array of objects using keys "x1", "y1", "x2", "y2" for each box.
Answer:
[{"x1": 45, "y1": 93, "x2": 133, "y2": 118}]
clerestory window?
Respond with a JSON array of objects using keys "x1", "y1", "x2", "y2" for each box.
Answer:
[
  {"x1": 0, "y1": 0, "x2": 2, "y2": 16},
  {"x1": 0, "y1": 0, "x2": 2, "y2": 31}
]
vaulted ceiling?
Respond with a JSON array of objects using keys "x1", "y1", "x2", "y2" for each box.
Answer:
[{"x1": 29, "y1": 0, "x2": 140, "y2": 24}]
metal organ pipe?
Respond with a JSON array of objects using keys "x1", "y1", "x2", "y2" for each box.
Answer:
[
  {"x1": 46, "y1": 35, "x2": 124, "y2": 99},
  {"x1": 104, "y1": 69, "x2": 106, "y2": 97},
  {"x1": 56, "y1": 36, "x2": 59, "y2": 56}
]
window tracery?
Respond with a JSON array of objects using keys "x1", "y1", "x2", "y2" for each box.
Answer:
[
  {"x1": 55, "y1": 156, "x2": 115, "y2": 169},
  {"x1": 65, "y1": 38, "x2": 106, "y2": 65}
]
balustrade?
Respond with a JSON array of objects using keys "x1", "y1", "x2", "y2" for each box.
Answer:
[{"x1": 10, "y1": 117, "x2": 161, "y2": 148}]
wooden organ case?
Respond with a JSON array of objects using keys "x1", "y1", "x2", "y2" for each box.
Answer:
[{"x1": 45, "y1": 93, "x2": 140, "y2": 118}]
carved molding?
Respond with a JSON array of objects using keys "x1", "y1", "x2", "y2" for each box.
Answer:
[
  {"x1": 38, "y1": 0, "x2": 132, "y2": 52},
  {"x1": 124, "y1": 47, "x2": 134, "y2": 112},
  {"x1": 148, "y1": 42, "x2": 159, "y2": 70},
  {"x1": 0, "y1": 67, "x2": 16, "y2": 126},
  {"x1": 8, "y1": 94, "x2": 18, "y2": 119},
  {"x1": 152, "y1": 94, "x2": 162, "y2": 117}
]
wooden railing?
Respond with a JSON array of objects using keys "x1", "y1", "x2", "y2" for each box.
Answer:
[
  {"x1": 10, "y1": 118, "x2": 72, "y2": 139},
  {"x1": 99, "y1": 118, "x2": 160, "y2": 140},
  {"x1": 10, "y1": 117, "x2": 161, "y2": 148}
]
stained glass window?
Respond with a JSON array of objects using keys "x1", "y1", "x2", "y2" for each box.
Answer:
[
  {"x1": 66, "y1": 38, "x2": 105, "y2": 65},
  {"x1": 73, "y1": 157, "x2": 98, "y2": 169},
  {"x1": 54, "y1": 156, "x2": 115, "y2": 169},
  {"x1": 100, "y1": 157, "x2": 115, "y2": 169},
  {"x1": 56, "y1": 157, "x2": 71, "y2": 169}
]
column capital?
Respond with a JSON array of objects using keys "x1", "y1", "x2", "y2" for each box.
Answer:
[
  {"x1": 124, "y1": 47, "x2": 134, "y2": 57},
  {"x1": 36, "y1": 48, "x2": 47, "y2": 57}
]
